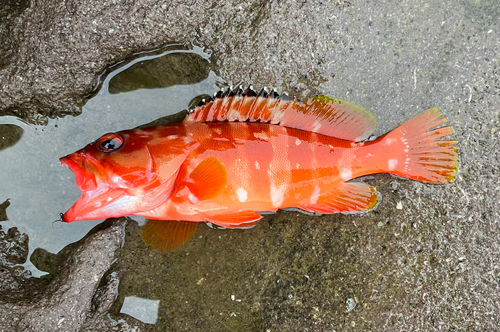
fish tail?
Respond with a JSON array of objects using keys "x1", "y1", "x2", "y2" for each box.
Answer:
[{"x1": 378, "y1": 107, "x2": 459, "y2": 183}]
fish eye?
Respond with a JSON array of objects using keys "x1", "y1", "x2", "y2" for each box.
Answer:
[{"x1": 98, "y1": 134, "x2": 124, "y2": 153}]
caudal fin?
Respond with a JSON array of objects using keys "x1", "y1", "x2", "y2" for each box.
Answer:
[{"x1": 380, "y1": 107, "x2": 459, "y2": 183}]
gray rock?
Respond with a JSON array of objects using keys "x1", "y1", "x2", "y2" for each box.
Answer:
[
  {"x1": 0, "y1": 219, "x2": 126, "y2": 332},
  {"x1": 0, "y1": 0, "x2": 327, "y2": 124}
]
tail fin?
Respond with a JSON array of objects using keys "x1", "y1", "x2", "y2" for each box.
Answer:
[{"x1": 380, "y1": 107, "x2": 459, "y2": 183}]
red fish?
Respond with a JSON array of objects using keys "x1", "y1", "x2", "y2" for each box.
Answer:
[{"x1": 60, "y1": 88, "x2": 458, "y2": 251}]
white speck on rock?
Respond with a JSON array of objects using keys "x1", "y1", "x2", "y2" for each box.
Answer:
[{"x1": 346, "y1": 298, "x2": 356, "y2": 312}]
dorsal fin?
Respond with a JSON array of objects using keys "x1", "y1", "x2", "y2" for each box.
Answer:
[{"x1": 184, "y1": 87, "x2": 377, "y2": 142}]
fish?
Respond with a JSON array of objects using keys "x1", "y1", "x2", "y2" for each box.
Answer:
[{"x1": 60, "y1": 87, "x2": 459, "y2": 251}]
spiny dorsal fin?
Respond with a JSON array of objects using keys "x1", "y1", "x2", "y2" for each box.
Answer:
[{"x1": 184, "y1": 87, "x2": 376, "y2": 142}]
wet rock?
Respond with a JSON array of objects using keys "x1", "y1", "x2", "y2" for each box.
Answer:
[
  {"x1": 0, "y1": 0, "x2": 30, "y2": 71},
  {"x1": 0, "y1": 218, "x2": 126, "y2": 332},
  {"x1": 0, "y1": 226, "x2": 29, "y2": 267},
  {"x1": 0, "y1": 200, "x2": 8, "y2": 222},
  {"x1": 29, "y1": 248, "x2": 59, "y2": 282},
  {"x1": 0, "y1": 225, "x2": 41, "y2": 303},
  {"x1": 0, "y1": 0, "x2": 331, "y2": 124}
]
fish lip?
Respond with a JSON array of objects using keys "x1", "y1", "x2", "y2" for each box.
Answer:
[{"x1": 60, "y1": 153, "x2": 97, "y2": 191}]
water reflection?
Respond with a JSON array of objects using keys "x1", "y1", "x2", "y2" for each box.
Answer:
[
  {"x1": 109, "y1": 52, "x2": 211, "y2": 94},
  {"x1": 0, "y1": 199, "x2": 9, "y2": 222},
  {"x1": 0, "y1": 124, "x2": 23, "y2": 151},
  {"x1": 120, "y1": 296, "x2": 160, "y2": 324},
  {"x1": 0, "y1": 45, "x2": 220, "y2": 276}
]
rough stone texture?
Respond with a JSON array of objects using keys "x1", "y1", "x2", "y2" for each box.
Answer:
[
  {"x1": 0, "y1": 226, "x2": 41, "y2": 304},
  {"x1": 0, "y1": 0, "x2": 333, "y2": 123},
  {"x1": 0, "y1": 219, "x2": 127, "y2": 332},
  {"x1": 1, "y1": 0, "x2": 499, "y2": 331}
]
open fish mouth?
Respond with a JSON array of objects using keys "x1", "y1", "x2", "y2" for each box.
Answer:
[
  {"x1": 60, "y1": 152, "x2": 179, "y2": 222},
  {"x1": 60, "y1": 153, "x2": 127, "y2": 222}
]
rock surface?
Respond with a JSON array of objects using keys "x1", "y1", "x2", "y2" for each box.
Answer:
[
  {"x1": 1, "y1": 0, "x2": 499, "y2": 331},
  {"x1": 0, "y1": 219, "x2": 127, "y2": 332}
]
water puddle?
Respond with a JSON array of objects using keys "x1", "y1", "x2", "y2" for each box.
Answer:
[
  {"x1": 120, "y1": 296, "x2": 160, "y2": 324},
  {"x1": 0, "y1": 45, "x2": 221, "y2": 277}
]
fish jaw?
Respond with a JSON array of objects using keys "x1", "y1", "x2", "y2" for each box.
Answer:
[
  {"x1": 61, "y1": 186, "x2": 128, "y2": 222},
  {"x1": 60, "y1": 153, "x2": 181, "y2": 222},
  {"x1": 61, "y1": 182, "x2": 178, "y2": 222}
]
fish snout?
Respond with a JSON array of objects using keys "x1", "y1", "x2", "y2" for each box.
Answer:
[{"x1": 60, "y1": 153, "x2": 98, "y2": 191}]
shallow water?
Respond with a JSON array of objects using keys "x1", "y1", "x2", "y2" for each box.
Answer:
[{"x1": 0, "y1": 45, "x2": 220, "y2": 277}]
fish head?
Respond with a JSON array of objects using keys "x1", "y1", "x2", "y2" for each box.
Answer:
[{"x1": 60, "y1": 128, "x2": 199, "y2": 222}]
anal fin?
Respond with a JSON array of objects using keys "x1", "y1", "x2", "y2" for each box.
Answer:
[
  {"x1": 298, "y1": 182, "x2": 378, "y2": 214},
  {"x1": 141, "y1": 219, "x2": 199, "y2": 252},
  {"x1": 206, "y1": 211, "x2": 262, "y2": 229}
]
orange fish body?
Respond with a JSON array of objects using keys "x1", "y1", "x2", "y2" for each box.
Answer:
[{"x1": 60, "y1": 89, "x2": 458, "y2": 248}]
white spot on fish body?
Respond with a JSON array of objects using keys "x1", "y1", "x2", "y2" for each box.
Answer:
[
  {"x1": 385, "y1": 138, "x2": 396, "y2": 145},
  {"x1": 296, "y1": 163, "x2": 300, "y2": 169},
  {"x1": 213, "y1": 128, "x2": 222, "y2": 135},
  {"x1": 94, "y1": 202, "x2": 102, "y2": 208},
  {"x1": 388, "y1": 159, "x2": 398, "y2": 170},
  {"x1": 310, "y1": 186, "x2": 321, "y2": 204},
  {"x1": 255, "y1": 161, "x2": 260, "y2": 170},
  {"x1": 237, "y1": 188, "x2": 248, "y2": 202},
  {"x1": 188, "y1": 193, "x2": 199, "y2": 204},
  {"x1": 270, "y1": 184, "x2": 286, "y2": 208},
  {"x1": 295, "y1": 138, "x2": 301, "y2": 146},
  {"x1": 340, "y1": 169, "x2": 352, "y2": 181},
  {"x1": 167, "y1": 135, "x2": 179, "y2": 140},
  {"x1": 253, "y1": 132, "x2": 268, "y2": 140},
  {"x1": 107, "y1": 197, "x2": 113, "y2": 202}
]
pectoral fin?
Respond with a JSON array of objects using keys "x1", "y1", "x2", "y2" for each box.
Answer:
[
  {"x1": 141, "y1": 219, "x2": 199, "y2": 252},
  {"x1": 298, "y1": 182, "x2": 378, "y2": 214},
  {"x1": 186, "y1": 157, "x2": 228, "y2": 201}
]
